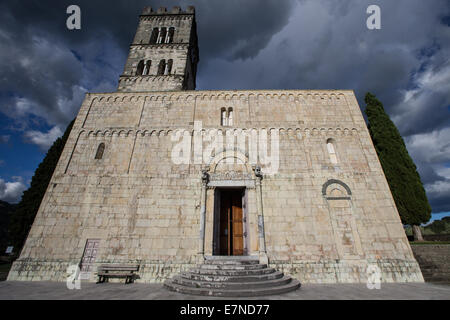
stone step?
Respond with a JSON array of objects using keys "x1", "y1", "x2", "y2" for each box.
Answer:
[
  {"x1": 424, "y1": 272, "x2": 450, "y2": 277},
  {"x1": 426, "y1": 277, "x2": 450, "y2": 282},
  {"x1": 420, "y1": 268, "x2": 438, "y2": 272},
  {"x1": 419, "y1": 260, "x2": 450, "y2": 264},
  {"x1": 203, "y1": 257, "x2": 260, "y2": 265},
  {"x1": 164, "y1": 278, "x2": 301, "y2": 297},
  {"x1": 421, "y1": 271, "x2": 450, "y2": 276},
  {"x1": 417, "y1": 259, "x2": 450, "y2": 263},
  {"x1": 188, "y1": 267, "x2": 276, "y2": 276},
  {"x1": 165, "y1": 258, "x2": 301, "y2": 297},
  {"x1": 421, "y1": 268, "x2": 450, "y2": 274},
  {"x1": 181, "y1": 270, "x2": 285, "y2": 282},
  {"x1": 197, "y1": 263, "x2": 267, "y2": 270},
  {"x1": 421, "y1": 270, "x2": 435, "y2": 274},
  {"x1": 171, "y1": 275, "x2": 293, "y2": 289}
]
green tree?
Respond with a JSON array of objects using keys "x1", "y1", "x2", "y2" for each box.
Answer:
[
  {"x1": 429, "y1": 220, "x2": 446, "y2": 234},
  {"x1": 0, "y1": 200, "x2": 17, "y2": 253},
  {"x1": 8, "y1": 119, "x2": 75, "y2": 254},
  {"x1": 364, "y1": 92, "x2": 431, "y2": 241}
]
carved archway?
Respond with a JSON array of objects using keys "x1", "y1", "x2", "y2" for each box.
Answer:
[{"x1": 322, "y1": 179, "x2": 352, "y2": 199}]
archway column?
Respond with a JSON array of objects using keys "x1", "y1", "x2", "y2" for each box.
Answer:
[
  {"x1": 197, "y1": 170, "x2": 209, "y2": 262},
  {"x1": 254, "y1": 166, "x2": 268, "y2": 265}
]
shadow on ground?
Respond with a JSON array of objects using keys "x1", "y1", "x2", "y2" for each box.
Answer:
[{"x1": 0, "y1": 281, "x2": 449, "y2": 300}]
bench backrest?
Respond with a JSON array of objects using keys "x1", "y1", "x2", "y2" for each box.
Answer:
[{"x1": 98, "y1": 264, "x2": 139, "y2": 272}]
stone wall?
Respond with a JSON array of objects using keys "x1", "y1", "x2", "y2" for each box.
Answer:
[
  {"x1": 118, "y1": 7, "x2": 197, "y2": 92},
  {"x1": 7, "y1": 90, "x2": 423, "y2": 283},
  {"x1": 411, "y1": 244, "x2": 450, "y2": 283},
  {"x1": 423, "y1": 235, "x2": 450, "y2": 241}
]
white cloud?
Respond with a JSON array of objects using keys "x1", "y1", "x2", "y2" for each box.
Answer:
[
  {"x1": 405, "y1": 127, "x2": 450, "y2": 212},
  {"x1": 425, "y1": 179, "x2": 450, "y2": 213},
  {"x1": 0, "y1": 177, "x2": 27, "y2": 203},
  {"x1": 406, "y1": 127, "x2": 450, "y2": 165},
  {"x1": 12, "y1": 97, "x2": 34, "y2": 117},
  {"x1": 0, "y1": 135, "x2": 10, "y2": 143},
  {"x1": 0, "y1": 29, "x2": 119, "y2": 131},
  {"x1": 24, "y1": 126, "x2": 63, "y2": 151},
  {"x1": 426, "y1": 180, "x2": 450, "y2": 197},
  {"x1": 392, "y1": 59, "x2": 450, "y2": 135}
]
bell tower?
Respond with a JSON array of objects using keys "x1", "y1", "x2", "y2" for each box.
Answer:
[{"x1": 118, "y1": 6, "x2": 199, "y2": 92}]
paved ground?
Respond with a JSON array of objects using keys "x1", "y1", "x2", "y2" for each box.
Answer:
[{"x1": 0, "y1": 281, "x2": 449, "y2": 300}]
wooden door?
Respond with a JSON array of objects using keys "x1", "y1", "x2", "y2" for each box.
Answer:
[
  {"x1": 218, "y1": 190, "x2": 244, "y2": 256},
  {"x1": 231, "y1": 192, "x2": 244, "y2": 255},
  {"x1": 219, "y1": 193, "x2": 229, "y2": 255}
]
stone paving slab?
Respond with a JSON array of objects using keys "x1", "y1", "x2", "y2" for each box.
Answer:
[{"x1": 0, "y1": 281, "x2": 449, "y2": 300}]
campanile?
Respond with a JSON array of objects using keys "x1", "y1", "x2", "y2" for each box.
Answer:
[{"x1": 118, "y1": 6, "x2": 199, "y2": 92}]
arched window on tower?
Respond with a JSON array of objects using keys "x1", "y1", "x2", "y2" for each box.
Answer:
[
  {"x1": 220, "y1": 108, "x2": 235, "y2": 126},
  {"x1": 228, "y1": 108, "x2": 233, "y2": 126},
  {"x1": 150, "y1": 28, "x2": 158, "y2": 44},
  {"x1": 326, "y1": 139, "x2": 338, "y2": 164},
  {"x1": 165, "y1": 59, "x2": 173, "y2": 75},
  {"x1": 221, "y1": 108, "x2": 227, "y2": 126},
  {"x1": 136, "y1": 60, "x2": 145, "y2": 75},
  {"x1": 143, "y1": 60, "x2": 151, "y2": 75},
  {"x1": 95, "y1": 143, "x2": 105, "y2": 160},
  {"x1": 158, "y1": 59, "x2": 166, "y2": 75},
  {"x1": 167, "y1": 27, "x2": 175, "y2": 43},
  {"x1": 158, "y1": 27, "x2": 167, "y2": 44}
]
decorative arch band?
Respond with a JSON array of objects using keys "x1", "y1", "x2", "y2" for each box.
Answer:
[{"x1": 322, "y1": 179, "x2": 352, "y2": 196}]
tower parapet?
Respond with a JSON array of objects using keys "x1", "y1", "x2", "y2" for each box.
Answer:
[{"x1": 141, "y1": 6, "x2": 195, "y2": 15}]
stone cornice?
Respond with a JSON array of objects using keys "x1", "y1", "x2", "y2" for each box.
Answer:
[
  {"x1": 77, "y1": 127, "x2": 360, "y2": 138},
  {"x1": 129, "y1": 43, "x2": 189, "y2": 50},
  {"x1": 86, "y1": 90, "x2": 354, "y2": 104}
]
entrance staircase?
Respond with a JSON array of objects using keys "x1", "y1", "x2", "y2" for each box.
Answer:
[{"x1": 164, "y1": 256, "x2": 301, "y2": 297}]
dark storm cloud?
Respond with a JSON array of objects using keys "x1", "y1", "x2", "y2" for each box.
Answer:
[
  {"x1": 194, "y1": 0, "x2": 296, "y2": 60},
  {"x1": 0, "y1": 0, "x2": 449, "y2": 213},
  {"x1": 195, "y1": 0, "x2": 450, "y2": 213},
  {"x1": 0, "y1": 0, "x2": 295, "y2": 128},
  {"x1": 0, "y1": 0, "x2": 136, "y2": 129},
  {"x1": 3, "y1": 0, "x2": 296, "y2": 57}
]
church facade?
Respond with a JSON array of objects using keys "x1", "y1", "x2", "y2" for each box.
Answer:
[{"x1": 8, "y1": 6, "x2": 424, "y2": 284}]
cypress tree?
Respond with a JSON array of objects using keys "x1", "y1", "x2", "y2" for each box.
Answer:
[
  {"x1": 364, "y1": 92, "x2": 431, "y2": 240},
  {"x1": 8, "y1": 119, "x2": 75, "y2": 254}
]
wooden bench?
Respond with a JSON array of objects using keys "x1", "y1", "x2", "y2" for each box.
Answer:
[{"x1": 97, "y1": 264, "x2": 139, "y2": 284}]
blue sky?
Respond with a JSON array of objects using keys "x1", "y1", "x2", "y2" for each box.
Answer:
[{"x1": 0, "y1": 0, "x2": 449, "y2": 223}]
